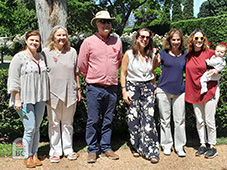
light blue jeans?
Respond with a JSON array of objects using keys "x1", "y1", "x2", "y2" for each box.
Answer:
[{"x1": 18, "y1": 101, "x2": 45, "y2": 158}]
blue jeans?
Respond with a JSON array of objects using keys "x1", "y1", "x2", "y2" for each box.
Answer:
[
  {"x1": 19, "y1": 101, "x2": 45, "y2": 157},
  {"x1": 85, "y1": 84, "x2": 118, "y2": 153}
]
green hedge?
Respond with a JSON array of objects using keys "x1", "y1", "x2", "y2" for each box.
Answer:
[
  {"x1": 170, "y1": 15, "x2": 227, "y2": 43},
  {"x1": 1, "y1": 66, "x2": 227, "y2": 142}
]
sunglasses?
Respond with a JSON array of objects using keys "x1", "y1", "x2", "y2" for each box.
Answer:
[
  {"x1": 193, "y1": 36, "x2": 206, "y2": 41},
  {"x1": 140, "y1": 35, "x2": 151, "y2": 40},
  {"x1": 98, "y1": 19, "x2": 112, "y2": 24}
]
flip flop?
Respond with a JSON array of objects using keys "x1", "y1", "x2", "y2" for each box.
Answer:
[{"x1": 67, "y1": 152, "x2": 79, "y2": 160}]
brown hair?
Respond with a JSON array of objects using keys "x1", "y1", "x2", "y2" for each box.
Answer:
[
  {"x1": 131, "y1": 27, "x2": 154, "y2": 59},
  {"x1": 162, "y1": 28, "x2": 184, "y2": 51},
  {"x1": 22, "y1": 30, "x2": 41, "y2": 51},
  {"x1": 187, "y1": 29, "x2": 208, "y2": 52},
  {"x1": 45, "y1": 25, "x2": 70, "y2": 51}
]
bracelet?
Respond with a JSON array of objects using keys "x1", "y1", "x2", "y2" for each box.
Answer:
[
  {"x1": 121, "y1": 86, "x2": 126, "y2": 89},
  {"x1": 78, "y1": 87, "x2": 81, "y2": 90}
]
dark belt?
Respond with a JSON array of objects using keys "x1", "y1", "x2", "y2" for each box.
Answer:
[{"x1": 88, "y1": 83, "x2": 114, "y2": 88}]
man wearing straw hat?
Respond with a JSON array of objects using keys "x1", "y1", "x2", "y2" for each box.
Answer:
[{"x1": 78, "y1": 10, "x2": 122, "y2": 163}]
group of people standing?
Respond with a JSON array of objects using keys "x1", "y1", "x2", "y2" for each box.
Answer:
[{"x1": 7, "y1": 10, "x2": 226, "y2": 168}]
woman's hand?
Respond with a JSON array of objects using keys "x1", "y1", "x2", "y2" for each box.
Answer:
[
  {"x1": 208, "y1": 69, "x2": 219, "y2": 77},
  {"x1": 14, "y1": 99, "x2": 22, "y2": 111},
  {"x1": 12, "y1": 91, "x2": 22, "y2": 111},
  {"x1": 122, "y1": 90, "x2": 133, "y2": 105},
  {"x1": 154, "y1": 88, "x2": 157, "y2": 96},
  {"x1": 153, "y1": 48, "x2": 159, "y2": 55}
]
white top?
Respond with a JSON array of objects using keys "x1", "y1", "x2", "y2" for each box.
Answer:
[
  {"x1": 7, "y1": 52, "x2": 49, "y2": 107},
  {"x1": 126, "y1": 49, "x2": 155, "y2": 82},
  {"x1": 205, "y1": 55, "x2": 226, "y2": 72},
  {"x1": 42, "y1": 47, "x2": 79, "y2": 109}
]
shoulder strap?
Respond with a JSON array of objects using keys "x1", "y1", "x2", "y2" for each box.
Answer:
[{"x1": 40, "y1": 51, "x2": 50, "y2": 72}]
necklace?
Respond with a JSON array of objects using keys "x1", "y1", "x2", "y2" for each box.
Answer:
[
  {"x1": 53, "y1": 49, "x2": 62, "y2": 62},
  {"x1": 139, "y1": 52, "x2": 149, "y2": 62}
]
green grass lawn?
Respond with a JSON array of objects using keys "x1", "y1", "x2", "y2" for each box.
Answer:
[{"x1": 3, "y1": 55, "x2": 13, "y2": 61}]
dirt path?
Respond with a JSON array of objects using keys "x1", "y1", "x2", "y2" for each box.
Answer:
[{"x1": 1, "y1": 144, "x2": 227, "y2": 170}]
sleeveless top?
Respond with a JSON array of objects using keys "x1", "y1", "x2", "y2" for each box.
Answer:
[{"x1": 126, "y1": 49, "x2": 155, "y2": 82}]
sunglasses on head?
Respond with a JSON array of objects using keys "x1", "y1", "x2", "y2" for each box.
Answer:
[
  {"x1": 98, "y1": 19, "x2": 112, "y2": 24},
  {"x1": 193, "y1": 36, "x2": 206, "y2": 41},
  {"x1": 140, "y1": 35, "x2": 150, "y2": 40}
]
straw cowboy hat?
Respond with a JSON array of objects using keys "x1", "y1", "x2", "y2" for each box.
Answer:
[{"x1": 90, "y1": 10, "x2": 116, "y2": 27}]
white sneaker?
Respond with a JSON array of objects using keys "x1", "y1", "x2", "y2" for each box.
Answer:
[
  {"x1": 177, "y1": 150, "x2": 186, "y2": 157},
  {"x1": 163, "y1": 149, "x2": 171, "y2": 155}
]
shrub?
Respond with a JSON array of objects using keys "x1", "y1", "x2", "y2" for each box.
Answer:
[
  {"x1": 171, "y1": 15, "x2": 227, "y2": 45},
  {"x1": 0, "y1": 69, "x2": 23, "y2": 139},
  {"x1": 216, "y1": 67, "x2": 227, "y2": 136}
]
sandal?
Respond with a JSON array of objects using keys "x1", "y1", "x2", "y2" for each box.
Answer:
[
  {"x1": 67, "y1": 152, "x2": 79, "y2": 160},
  {"x1": 133, "y1": 152, "x2": 140, "y2": 157},
  {"x1": 150, "y1": 156, "x2": 159, "y2": 164},
  {"x1": 50, "y1": 153, "x2": 60, "y2": 163}
]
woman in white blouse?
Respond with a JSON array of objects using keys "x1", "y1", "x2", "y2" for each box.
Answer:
[
  {"x1": 42, "y1": 25, "x2": 81, "y2": 163},
  {"x1": 120, "y1": 28, "x2": 159, "y2": 164},
  {"x1": 7, "y1": 30, "x2": 49, "y2": 168}
]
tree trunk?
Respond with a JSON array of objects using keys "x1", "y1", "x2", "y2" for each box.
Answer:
[{"x1": 35, "y1": 0, "x2": 67, "y2": 47}]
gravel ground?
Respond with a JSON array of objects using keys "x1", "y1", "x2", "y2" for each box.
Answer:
[{"x1": 1, "y1": 144, "x2": 227, "y2": 170}]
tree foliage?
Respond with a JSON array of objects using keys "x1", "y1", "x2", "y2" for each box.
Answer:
[
  {"x1": 67, "y1": 0, "x2": 97, "y2": 35},
  {"x1": 0, "y1": 0, "x2": 37, "y2": 37},
  {"x1": 133, "y1": 1, "x2": 160, "y2": 28},
  {"x1": 198, "y1": 0, "x2": 227, "y2": 18},
  {"x1": 172, "y1": 0, "x2": 183, "y2": 22},
  {"x1": 182, "y1": 0, "x2": 194, "y2": 20},
  {"x1": 99, "y1": 0, "x2": 154, "y2": 35},
  {"x1": 150, "y1": 0, "x2": 171, "y2": 26}
]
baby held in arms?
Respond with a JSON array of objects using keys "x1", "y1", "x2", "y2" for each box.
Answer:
[{"x1": 200, "y1": 43, "x2": 226, "y2": 94}]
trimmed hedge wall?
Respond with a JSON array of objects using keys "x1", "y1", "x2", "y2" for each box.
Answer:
[{"x1": 170, "y1": 15, "x2": 227, "y2": 43}]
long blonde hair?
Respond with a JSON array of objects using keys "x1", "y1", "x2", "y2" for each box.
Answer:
[{"x1": 45, "y1": 25, "x2": 70, "y2": 51}]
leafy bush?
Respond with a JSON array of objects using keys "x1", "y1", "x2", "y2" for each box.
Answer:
[
  {"x1": 0, "y1": 69, "x2": 23, "y2": 139},
  {"x1": 170, "y1": 15, "x2": 227, "y2": 44},
  {"x1": 216, "y1": 67, "x2": 227, "y2": 136}
]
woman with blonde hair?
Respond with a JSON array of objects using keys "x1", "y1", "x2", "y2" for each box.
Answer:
[
  {"x1": 42, "y1": 25, "x2": 81, "y2": 163},
  {"x1": 185, "y1": 29, "x2": 219, "y2": 159}
]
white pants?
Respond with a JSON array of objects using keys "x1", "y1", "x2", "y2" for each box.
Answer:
[
  {"x1": 193, "y1": 87, "x2": 220, "y2": 145},
  {"x1": 47, "y1": 100, "x2": 76, "y2": 156},
  {"x1": 156, "y1": 88, "x2": 186, "y2": 152},
  {"x1": 200, "y1": 71, "x2": 221, "y2": 94}
]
